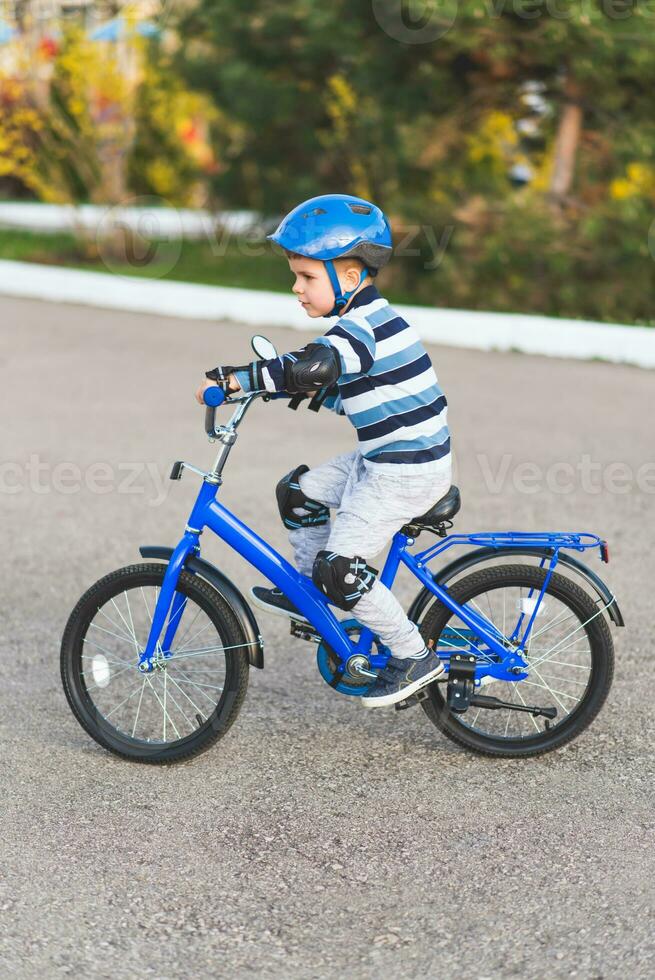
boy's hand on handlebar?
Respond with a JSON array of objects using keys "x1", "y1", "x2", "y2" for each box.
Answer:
[{"x1": 196, "y1": 371, "x2": 241, "y2": 405}]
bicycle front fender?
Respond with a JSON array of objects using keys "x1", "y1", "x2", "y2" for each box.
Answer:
[
  {"x1": 139, "y1": 545, "x2": 265, "y2": 669},
  {"x1": 407, "y1": 546, "x2": 624, "y2": 629}
]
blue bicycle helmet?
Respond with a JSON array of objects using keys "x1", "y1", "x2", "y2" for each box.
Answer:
[{"x1": 267, "y1": 193, "x2": 393, "y2": 316}]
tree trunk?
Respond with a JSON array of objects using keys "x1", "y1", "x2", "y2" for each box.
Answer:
[{"x1": 549, "y1": 74, "x2": 583, "y2": 203}]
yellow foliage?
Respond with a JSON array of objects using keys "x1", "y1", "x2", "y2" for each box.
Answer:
[
  {"x1": 0, "y1": 25, "x2": 216, "y2": 205},
  {"x1": 610, "y1": 162, "x2": 655, "y2": 200},
  {"x1": 0, "y1": 83, "x2": 51, "y2": 198},
  {"x1": 325, "y1": 74, "x2": 371, "y2": 201},
  {"x1": 529, "y1": 147, "x2": 554, "y2": 194},
  {"x1": 467, "y1": 111, "x2": 518, "y2": 167},
  {"x1": 145, "y1": 159, "x2": 179, "y2": 198},
  {"x1": 328, "y1": 74, "x2": 357, "y2": 116}
]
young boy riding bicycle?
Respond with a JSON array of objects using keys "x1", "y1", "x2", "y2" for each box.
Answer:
[{"x1": 196, "y1": 193, "x2": 452, "y2": 708}]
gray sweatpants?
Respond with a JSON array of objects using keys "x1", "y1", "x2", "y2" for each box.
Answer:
[{"x1": 288, "y1": 451, "x2": 452, "y2": 659}]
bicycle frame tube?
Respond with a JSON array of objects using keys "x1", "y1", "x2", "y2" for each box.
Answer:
[
  {"x1": 140, "y1": 479, "x2": 358, "y2": 665},
  {"x1": 399, "y1": 546, "x2": 518, "y2": 661}
]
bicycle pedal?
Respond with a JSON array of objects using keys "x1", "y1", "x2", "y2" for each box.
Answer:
[
  {"x1": 394, "y1": 688, "x2": 430, "y2": 712},
  {"x1": 290, "y1": 619, "x2": 320, "y2": 643}
]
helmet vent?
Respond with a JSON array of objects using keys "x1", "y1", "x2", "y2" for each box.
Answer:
[
  {"x1": 302, "y1": 207, "x2": 327, "y2": 218},
  {"x1": 348, "y1": 204, "x2": 372, "y2": 215}
]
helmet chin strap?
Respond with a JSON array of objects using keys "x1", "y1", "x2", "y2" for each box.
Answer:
[{"x1": 323, "y1": 260, "x2": 368, "y2": 317}]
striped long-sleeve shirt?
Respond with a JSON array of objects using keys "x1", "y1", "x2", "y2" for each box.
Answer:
[{"x1": 234, "y1": 283, "x2": 451, "y2": 475}]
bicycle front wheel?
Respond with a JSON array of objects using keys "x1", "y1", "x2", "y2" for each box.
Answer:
[
  {"x1": 419, "y1": 564, "x2": 614, "y2": 758},
  {"x1": 61, "y1": 563, "x2": 250, "y2": 763}
]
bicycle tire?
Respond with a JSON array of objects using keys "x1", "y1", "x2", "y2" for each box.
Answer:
[
  {"x1": 61, "y1": 563, "x2": 250, "y2": 764},
  {"x1": 419, "y1": 564, "x2": 614, "y2": 758}
]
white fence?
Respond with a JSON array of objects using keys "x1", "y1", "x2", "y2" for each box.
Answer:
[
  {"x1": 1, "y1": 258, "x2": 653, "y2": 368},
  {"x1": 0, "y1": 202, "x2": 261, "y2": 238}
]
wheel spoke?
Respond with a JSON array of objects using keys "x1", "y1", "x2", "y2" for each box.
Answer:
[
  {"x1": 468, "y1": 599, "x2": 508, "y2": 644},
  {"x1": 531, "y1": 668, "x2": 588, "y2": 687},
  {"x1": 89, "y1": 621, "x2": 139, "y2": 646},
  {"x1": 140, "y1": 586, "x2": 154, "y2": 626},
  {"x1": 528, "y1": 608, "x2": 578, "y2": 643},
  {"x1": 520, "y1": 678, "x2": 580, "y2": 701},
  {"x1": 511, "y1": 681, "x2": 542, "y2": 734},
  {"x1": 164, "y1": 672, "x2": 206, "y2": 717},
  {"x1": 145, "y1": 676, "x2": 180, "y2": 741},
  {"x1": 131, "y1": 677, "x2": 147, "y2": 737},
  {"x1": 528, "y1": 607, "x2": 605, "y2": 668},
  {"x1": 104, "y1": 684, "x2": 144, "y2": 719},
  {"x1": 175, "y1": 618, "x2": 215, "y2": 653},
  {"x1": 82, "y1": 639, "x2": 133, "y2": 666},
  {"x1": 110, "y1": 597, "x2": 139, "y2": 653},
  {"x1": 528, "y1": 660, "x2": 590, "y2": 672},
  {"x1": 502, "y1": 589, "x2": 506, "y2": 639},
  {"x1": 527, "y1": 664, "x2": 570, "y2": 714},
  {"x1": 163, "y1": 671, "x2": 168, "y2": 741},
  {"x1": 161, "y1": 686, "x2": 196, "y2": 733},
  {"x1": 174, "y1": 674, "x2": 224, "y2": 695},
  {"x1": 172, "y1": 604, "x2": 203, "y2": 650},
  {"x1": 95, "y1": 604, "x2": 135, "y2": 644},
  {"x1": 124, "y1": 591, "x2": 140, "y2": 653}
]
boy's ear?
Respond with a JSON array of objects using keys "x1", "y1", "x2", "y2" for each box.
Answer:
[{"x1": 339, "y1": 260, "x2": 365, "y2": 289}]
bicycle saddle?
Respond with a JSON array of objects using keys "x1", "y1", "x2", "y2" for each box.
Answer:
[{"x1": 409, "y1": 485, "x2": 461, "y2": 529}]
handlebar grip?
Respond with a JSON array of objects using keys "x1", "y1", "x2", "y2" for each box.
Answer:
[
  {"x1": 203, "y1": 385, "x2": 226, "y2": 437},
  {"x1": 203, "y1": 386, "x2": 226, "y2": 407}
]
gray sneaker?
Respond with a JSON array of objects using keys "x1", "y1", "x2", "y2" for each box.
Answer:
[
  {"x1": 361, "y1": 649, "x2": 446, "y2": 709},
  {"x1": 250, "y1": 586, "x2": 308, "y2": 622}
]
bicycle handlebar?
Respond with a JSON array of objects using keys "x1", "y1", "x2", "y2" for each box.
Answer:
[
  {"x1": 203, "y1": 385, "x2": 226, "y2": 438},
  {"x1": 202, "y1": 385, "x2": 271, "y2": 439}
]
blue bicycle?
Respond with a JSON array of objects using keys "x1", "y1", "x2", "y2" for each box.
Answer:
[{"x1": 61, "y1": 336, "x2": 622, "y2": 763}]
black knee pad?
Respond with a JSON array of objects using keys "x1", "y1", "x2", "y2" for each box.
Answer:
[
  {"x1": 312, "y1": 550, "x2": 378, "y2": 610},
  {"x1": 276, "y1": 464, "x2": 330, "y2": 530}
]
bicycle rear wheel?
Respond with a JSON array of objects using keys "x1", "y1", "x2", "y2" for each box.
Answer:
[
  {"x1": 61, "y1": 563, "x2": 250, "y2": 763},
  {"x1": 418, "y1": 564, "x2": 614, "y2": 758}
]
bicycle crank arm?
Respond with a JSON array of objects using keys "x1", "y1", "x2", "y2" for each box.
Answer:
[{"x1": 469, "y1": 695, "x2": 557, "y2": 720}]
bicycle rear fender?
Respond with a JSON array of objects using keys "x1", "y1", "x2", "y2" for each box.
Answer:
[
  {"x1": 407, "y1": 546, "x2": 624, "y2": 629},
  {"x1": 138, "y1": 545, "x2": 265, "y2": 669}
]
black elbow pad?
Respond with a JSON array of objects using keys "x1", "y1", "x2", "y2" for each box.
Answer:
[{"x1": 282, "y1": 343, "x2": 341, "y2": 394}]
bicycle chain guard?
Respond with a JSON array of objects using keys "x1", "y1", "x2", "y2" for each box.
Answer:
[{"x1": 313, "y1": 619, "x2": 378, "y2": 697}]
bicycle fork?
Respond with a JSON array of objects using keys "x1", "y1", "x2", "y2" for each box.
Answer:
[{"x1": 138, "y1": 530, "x2": 199, "y2": 671}]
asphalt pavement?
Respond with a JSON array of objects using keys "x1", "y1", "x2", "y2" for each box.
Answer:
[{"x1": 1, "y1": 295, "x2": 653, "y2": 978}]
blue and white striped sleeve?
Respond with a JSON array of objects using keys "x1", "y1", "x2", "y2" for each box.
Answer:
[
  {"x1": 315, "y1": 317, "x2": 376, "y2": 375},
  {"x1": 322, "y1": 391, "x2": 345, "y2": 415},
  {"x1": 233, "y1": 349, "x2": 306, "y2": 394}
]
